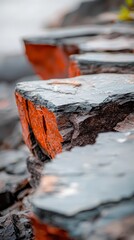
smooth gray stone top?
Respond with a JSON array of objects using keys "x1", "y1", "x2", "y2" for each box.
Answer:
[
  {"x1": 80, "y1": 37, "x2": 134, "y2": 52},
  {"x1": 32, "y1": 131, "x2": 134, "y2": 218},
  {"x1": 24, "y1": 23, "x2": 134, "y2": 45},
  {"x1": 70, "y1": 53, "x2": 134, "y2": 64},
  {"x1": 16, "y1": 73, "x2": 134, "y2": 111}
]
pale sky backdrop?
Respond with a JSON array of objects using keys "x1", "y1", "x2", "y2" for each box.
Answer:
[{"x1": 0, "y1": 0, "x2": 82, "y2": 55}]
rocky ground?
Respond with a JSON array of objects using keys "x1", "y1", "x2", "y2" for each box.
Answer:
[{"x1": 0, "y1": 1, "x2": 134, "y2": 239}]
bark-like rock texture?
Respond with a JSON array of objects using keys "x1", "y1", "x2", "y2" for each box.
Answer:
[
  {"x1": 24, "y1": 23, "x2": 134, "y2": 80},
  {"x1": 69, "y1": 53, "x2": 134, "y2": 77},
  {"x1": 31, "y1": 131, "x2": 134, "y2": 240},
  {"x1": 0, "y1": 211, "x2": 34, "y2": 240}
]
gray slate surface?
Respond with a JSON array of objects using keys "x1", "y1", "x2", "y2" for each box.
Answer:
[
  {"x1": 31, "y1": 131, "x2": 134, "y2": 239},
  {"x1": 70, "y1": 53, "x2": 134, "y2": 75}
]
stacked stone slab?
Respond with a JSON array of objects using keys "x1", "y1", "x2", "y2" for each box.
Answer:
[
  {"x1": 31, "y1": 131, "x2": 134, "y2": 240},
  {"x1": 69, "y1": 53, "x2": 134, "y2": 77},
  {"x1": 15, "y1": 73, "x2": 134, "y2": 187},
  {"x1": 24, "y1": 23, "x2": 134, "y2": 80}
]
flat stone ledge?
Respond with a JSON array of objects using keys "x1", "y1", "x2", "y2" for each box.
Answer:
[
  {"x1": 79, "y1": 36, "x2": 134, "y2": 53},
  {"x1": 31, "y1": 131, "x2": 134, "y2": 240},
  {"x1": 69, "y1": 53, "x2": 134, "y2": 77},
  {"x1": 15, "y1": 74, "x2": 134, "y2": 161}
]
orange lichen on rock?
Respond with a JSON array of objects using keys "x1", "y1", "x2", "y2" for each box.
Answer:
[
  {"x1": 15, "y1": 92, "x2": 32, "y2": 151},
  {"x1": 25, "y1": 43, "x2": 70, "y2": 80},
  {"x1": 69, "y1": 60, "x2": 81, "y2": 77},
  {"x1": 31, "y1": 214, "x2": 74, "y2": 240},
  {"x1": 15, "y1": 92, "x2": 63, "y2": 159},
  {"x1": 28, "y1": 101, "x2": 63, "y2": 158}
]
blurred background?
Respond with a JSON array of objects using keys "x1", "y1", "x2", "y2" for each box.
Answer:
[{"x1": 0, "y1": 0, "x2": 82, "y2": 55}]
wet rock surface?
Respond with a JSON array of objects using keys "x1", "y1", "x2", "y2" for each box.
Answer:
[
  {"x1": 31, "y1": 131, "x2": 134, "y2": 240},
  {"x1": 69, "y1": 53, "x2": 134, "y2": 77}
]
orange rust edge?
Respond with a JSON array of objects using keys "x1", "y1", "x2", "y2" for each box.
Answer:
[
  {"x1": 28, "y1": 101, "x2": 63, "y2": 158},
  {"x1": 30, "y1": 214, "x2": 74, "y2": 240},
  {"x1": 25, "y1": 43, "x2": 70, "y2": 80},
  {"x1": 69, "y1": 60, "x2": 82, "y2": 78},
  {"x1": 15, "y1": 92, "x2": 32, "y2": 151},
  {"x1": 15, "y1": 92, "x2": 63, "y2": 159}
]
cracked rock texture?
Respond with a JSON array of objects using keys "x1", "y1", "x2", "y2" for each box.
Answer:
[
  {"x1": 16, "y1": 74, "x2": 134, "y2": 159},
  {"x1": 15, "y1": 73, "x2": 134, "y2": 187},
  {"x1": 31, "y1": 131, "x2": 134, "y2": 240},
  {"x1": 0, "y1": 211, "x2": 34, "y2": 240}
]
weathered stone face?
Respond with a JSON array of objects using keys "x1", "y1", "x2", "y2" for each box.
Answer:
[
  {"x1": 15, "y1": 73, "x2": 134, "y2": 188},
  {"x1": 31, "y1": 131, "x2": 134, "y2": 240},
  {"x1": 15, "y1": 74, "x2": 134, "y2": 160},
  {"x1": 24, "y1": 25, "x2": 108, "y2": 80},
  {"x1": 69, "y1": 53, "x2": 134, "y2": 77}
]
